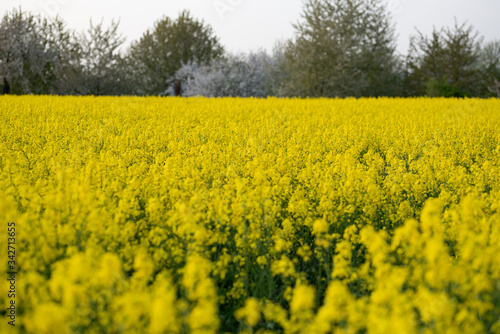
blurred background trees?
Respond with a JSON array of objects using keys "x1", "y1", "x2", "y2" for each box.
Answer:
[
  {"x1": 405, "y1": 21, "x2": 483, "y2": 97},
  {"x1": 175, "y1": 52, "x2": 273, "y2": 97},
  {"x1": 127, "y1": 10, "x2": 224, "y2": 96},
  {"x1": 0, "y1": 8, "x2": 53, "y2": 95},
  {"x1": 480, "y1": 40, "x2": 500, "y2": 97},
  {"x1": 0, "y1": 8, "x2": 127, "y2": 96},
  {"x1": 0, "y1": 3, "x2": 499, "y2": 97},
  {"x1": 276, "y1": 0, "x2": 400, "y2": 98},
  {"x1": 76, "y1": 19, "x2": 128, "y2": 96}
]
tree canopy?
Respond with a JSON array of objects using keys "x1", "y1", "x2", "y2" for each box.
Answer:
[
  {"x1": 128, "y1": 10, "x2": 223, "y2": 95},
  {"x1": 278, "y1": 0, "x2": 399, "y2": 98},
  {"x1": 406, "y1": 21, "x2": 483, "y2": 97},
  {"x1": 0, "y1": 6, "x2": 498, "y2": 98}
]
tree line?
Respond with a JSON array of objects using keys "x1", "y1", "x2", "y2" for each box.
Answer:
[{"x1": 1, "y1": 1, "x2": 499, "y2": 98}]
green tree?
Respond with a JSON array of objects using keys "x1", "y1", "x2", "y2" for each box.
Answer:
[
  {"x1": 407, "y1": 21, "x2": 483, "y2": 97},
  {"x1": 128, "y1": 10, "x2": 223, "y2": 96},
  {"x1": 278, "y1": 0, "x2": 399, "y2": 98},
  {"x1": 479, "y1": 40, "x2": 500, "y2": 97}
]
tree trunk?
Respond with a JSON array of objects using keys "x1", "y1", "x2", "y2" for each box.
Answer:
[
  {"x1": 96, "y1": 77, "x2": 101, "y2": 96},
  {"x1": 488, "y1": 78, "x2": 500, "y2": 97},
  {"x1": 174, "y1": 80, "x2": 182, "y2": 97},
  {"x1": 2, "y1": 77, "x2": 10, "y2": 95}
]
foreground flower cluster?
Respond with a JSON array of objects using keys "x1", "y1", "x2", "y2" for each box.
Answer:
[{"x1": 0, "y1": 96, "x2": 499, "y2": 333}]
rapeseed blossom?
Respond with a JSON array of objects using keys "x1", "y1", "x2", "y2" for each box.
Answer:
[{"x1": 0, "y1": 96, "x2": 499, "y2": 333}]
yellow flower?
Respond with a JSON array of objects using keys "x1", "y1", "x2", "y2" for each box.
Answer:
[
  {"x1": 290, "y1": 283, "x2": 316, "y2": 314},
  {"x1": 312, "y1": 219, "x2": 328, "y2": 235},
  {"x1": 235, "y1": 297, "x2": 261, "y2": 327}
]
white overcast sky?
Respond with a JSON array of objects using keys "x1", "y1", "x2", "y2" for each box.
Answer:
[{"x1": 2, "y1": 0, "x2": 499, "y2": 55}]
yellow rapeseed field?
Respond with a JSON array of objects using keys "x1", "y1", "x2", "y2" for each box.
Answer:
[{"x1": 1, "y1": 96, "x2": 499, "y2": 334}]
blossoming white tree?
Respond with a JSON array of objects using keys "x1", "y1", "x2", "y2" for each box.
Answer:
[{"x1": 176, "y1": 52, "x2": 274, "y2": 97}]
